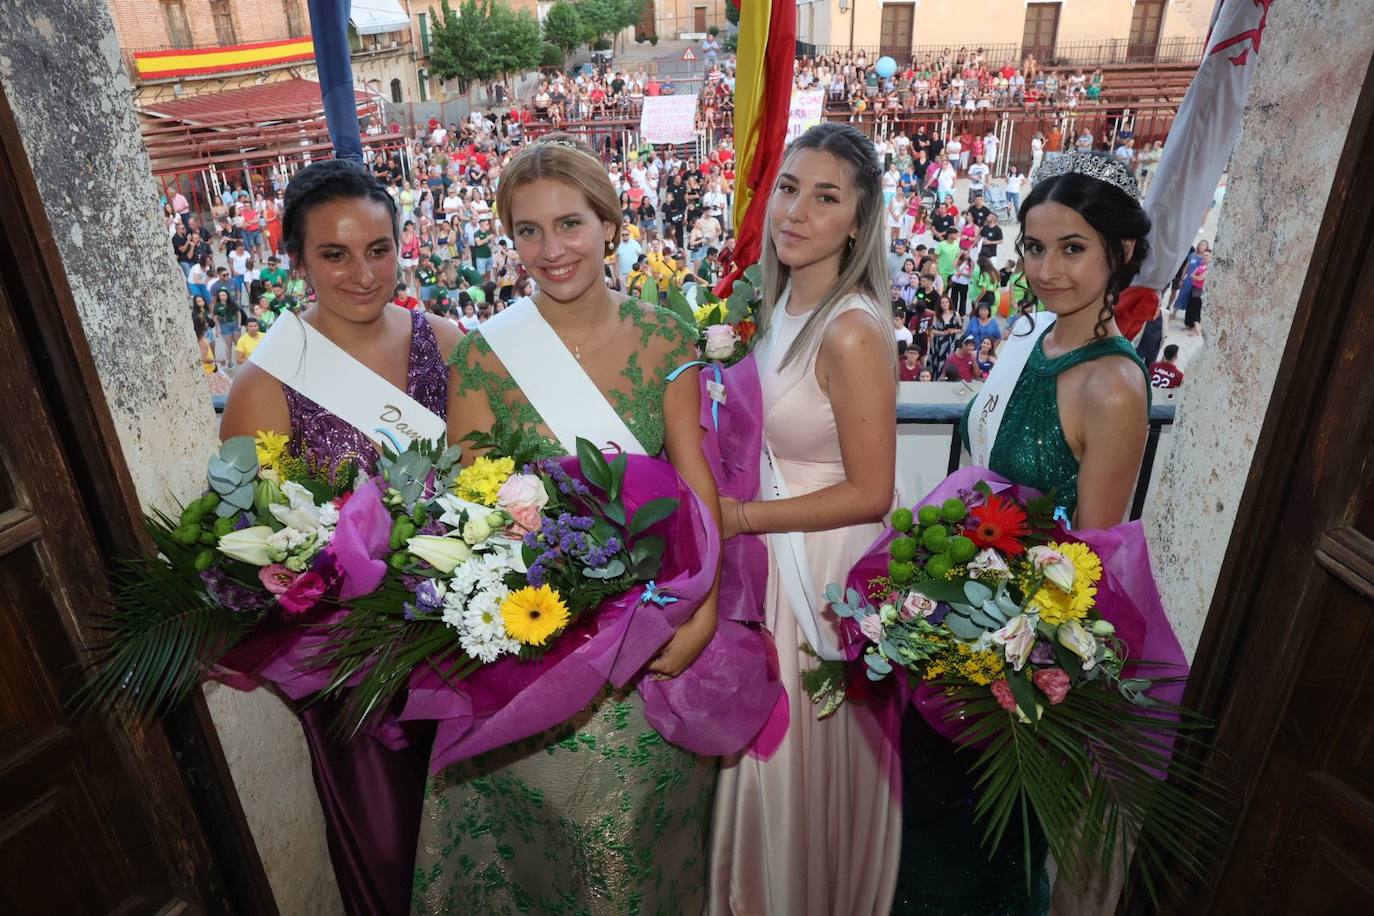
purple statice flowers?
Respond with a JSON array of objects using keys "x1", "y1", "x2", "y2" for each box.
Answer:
[{"x1": 522, "y1": 511, "x2": 618, "y2": 587}]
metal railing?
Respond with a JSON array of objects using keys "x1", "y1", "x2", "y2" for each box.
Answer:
[{"x1": 797, "y1": 36, "x2": 1205, "y2": 68}]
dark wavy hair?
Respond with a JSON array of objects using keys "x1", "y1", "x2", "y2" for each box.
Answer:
[
  {"x1": 281, "y1": 159, "x2": 398, "y2": 262},
  {"x1": 1015, "y1": 169, "x2": 1151, "y2": 338}
]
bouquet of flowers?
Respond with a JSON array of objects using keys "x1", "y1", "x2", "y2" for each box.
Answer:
[
  {"x1": 690, "y1": 262, "x2": 760, "y2": 366},
  {"x1": 78, "y1": 425, "x2": 784, "y2": 767},
  {"x1": 808, "y1": 468, "x2": 1225, "y2": 901}
]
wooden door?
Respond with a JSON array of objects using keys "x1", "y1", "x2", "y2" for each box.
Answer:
[
  {"x1": 1149, "y1": 54, "x2": 1374, "y2": 916},
  {"x1": 879, "y1": 3, "x2": 914, "y2": 61},
  {"x1": 694, "y1": 5, "x2": 707, "y2": 34},
  {"x1": 1127, "y1": 0, "x2": 1166, "y2": 62},
  {"x1": 1022, "y1": 3, "x2": 1061, "y2": 64},
  {"x1": 0, "y1": 90, "x2": 273, "y2": 914}
]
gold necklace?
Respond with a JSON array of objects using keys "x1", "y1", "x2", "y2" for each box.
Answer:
[{"x1": 542, "y1": 298, "x2": 614, "y2": 361}]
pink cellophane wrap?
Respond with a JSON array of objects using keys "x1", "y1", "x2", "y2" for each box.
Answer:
[
  {"x1": 695, "y1": 354, "x2": 790, "y2": 755},
  {"x1": 213, "y1": 478, "x2": 413, "y2": 747},
  {"x1": 400, "y1": 451, "x2": 784, "y2": 772},
  {"x1": 842, "y1": 466, "x2": 1189, "y2": 755}
]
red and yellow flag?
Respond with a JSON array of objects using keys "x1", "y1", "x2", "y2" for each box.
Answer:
[{"x1": 718, "y1": 0, "x2": 796, "y2": 294}]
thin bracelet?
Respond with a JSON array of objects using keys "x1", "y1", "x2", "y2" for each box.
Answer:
[{"x1": 737, "y1": 501, "x2": 753, "y2": 534}]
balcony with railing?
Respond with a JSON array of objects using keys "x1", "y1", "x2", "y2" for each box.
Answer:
[{"x1": 797, "y1": 36, "x2": 1206, "y2": 68}]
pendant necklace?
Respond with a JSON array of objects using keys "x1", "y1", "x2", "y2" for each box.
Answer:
[{"x1": 549, "y1": 300, "x2": 612, "y2": 361}]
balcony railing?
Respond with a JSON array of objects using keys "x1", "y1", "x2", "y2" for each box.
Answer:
[
  {"x1": 797, "y1": 37, "x2": 1206, "y2": 68},
  {"x1": 211, "y1": 391, "x2": 1177, "y2": 521}
]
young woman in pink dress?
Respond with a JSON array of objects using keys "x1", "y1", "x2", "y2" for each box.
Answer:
[{"x1": 710, "y1": 122, "x2": 902, "y2": 915}]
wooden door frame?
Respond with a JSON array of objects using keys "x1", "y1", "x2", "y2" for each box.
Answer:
[
  {"x1": 0, "y1": 90, "x2": 278, "y2": 914},
  {"x1": 1123, "y1": 47, "x2": 1374, "y2": 916}
]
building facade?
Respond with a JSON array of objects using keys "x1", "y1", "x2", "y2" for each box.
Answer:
[
  {"x1": 797, "y1": 0, "x2": 1213, "y2": 63},
  {"x1": 107, "y1": 0, "x2": 424, "y2": 106}
]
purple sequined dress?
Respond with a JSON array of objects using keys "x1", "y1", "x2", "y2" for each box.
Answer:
[{"x1": 284, "y1": 310, "x2": 446, "y2": 916}]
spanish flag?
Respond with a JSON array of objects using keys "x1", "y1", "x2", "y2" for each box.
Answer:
[{"x1": 718, "y1": 0, "x2": 795, "y2": 295}]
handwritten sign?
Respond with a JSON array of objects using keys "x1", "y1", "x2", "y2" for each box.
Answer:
[
  {"x1": 640, "y1": 94, "x2": 700, "y2": 145},
  {"x1": 786, "y1": 90, "x2": 825, "y2": 144}
]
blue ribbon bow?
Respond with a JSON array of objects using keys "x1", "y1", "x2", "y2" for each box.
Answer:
[
  {"x1": 640, "y1": 581, "x2": 679, "y2": 607},
  {"x1": 1053, "y1": 506, "x2": 1073, "y2": 530},
  {"x1": 666, "y1": 359, "x2": 725, "y2": 431}
]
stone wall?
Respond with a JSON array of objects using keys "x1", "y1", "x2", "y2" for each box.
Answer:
[
  {"x1": 0, "y1": 2, "x2": 341, "y2": 914},
  {"x1": 1145, "y1": 0, "x2": 1374, "y2": 656}
]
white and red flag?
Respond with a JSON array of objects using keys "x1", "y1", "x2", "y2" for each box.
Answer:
[{"x1": 1117, "y1": 0, "x2": 1273, "y2": 337}]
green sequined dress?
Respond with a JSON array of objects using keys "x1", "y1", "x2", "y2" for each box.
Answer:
[
  {"x1": 891, "y1": 331, "x2": 1148, "y2": 915},
  {"x1": 412, "y1": 301, "x2": 716, "y2": 916}
]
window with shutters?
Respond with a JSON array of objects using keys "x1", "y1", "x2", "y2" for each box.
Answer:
[
  {"x1": 211, "y1": 0, "x2": 238, "y2": 46},
  {"x1": 1128, "y1": 0, "x2": 1167, "y2": 61},
  {"x1": 1022, "y1": 3, "x2": 1061, "y2": 63},
  {"x1": 161, "y1": 0, "x2": 192, "y2": 48},
  {"x1": 282, "y1": 0, "x2": 306, "y2": 38},
  {"x1": 419, "y1": 11, "x2": 430, "y2": 55},
  {"x1": 879, "y1": 4, "x2": 914, "y2": 61}
]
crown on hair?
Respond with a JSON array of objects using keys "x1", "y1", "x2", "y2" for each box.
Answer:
[
  {"x1": 528, "y1": 137, "x2": 596, "y2": 157},
  {"x1": 1032, "y1": 150, "x2": 1140, "y2": 199}
]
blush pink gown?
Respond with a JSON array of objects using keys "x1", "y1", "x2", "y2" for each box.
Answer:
[{"x1": 709, "y1": 294, "x2": 902, "y2": 916}]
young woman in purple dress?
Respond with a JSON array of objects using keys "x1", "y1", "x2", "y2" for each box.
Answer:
[{"x1": 221, "y1": 160, "x2": 461, "y2": 916}]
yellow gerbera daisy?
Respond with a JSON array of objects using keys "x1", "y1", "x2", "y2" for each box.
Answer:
[
  {"x1": 254, "y1": 430, "x2": 289, "y2": 470},
  {"x1": 1028, "y1": 541, "x2": 1103, "y2": 625},
  {"x1": 455, "y1": 456, "x2": 516, "y2": 506},
  {"x1": 500, "y1": 585, "x2": 571, "y2": 646}
]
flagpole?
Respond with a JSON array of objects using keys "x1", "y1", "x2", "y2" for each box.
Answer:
[{"x1": 308, "y1": 0, "x2": 364, "y2": 164}]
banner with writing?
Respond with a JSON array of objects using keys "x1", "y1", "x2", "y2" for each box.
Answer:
[
  {"x1": 639, "y1": 94, "x2": 701, "y2": 144},
  {"x1": 786, "y1": 90, "x2": 825, "y2": 144}
]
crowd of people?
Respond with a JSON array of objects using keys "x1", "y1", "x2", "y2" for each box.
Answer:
[{"x1": 169, "y1": 42, "x2": 1195, "y2": 395}]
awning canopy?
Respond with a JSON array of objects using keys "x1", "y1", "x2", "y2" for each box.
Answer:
[{"x1": 351, "y1": 0, "x2": 411, "y2": 36}]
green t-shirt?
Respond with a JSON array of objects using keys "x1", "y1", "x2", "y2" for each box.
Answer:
[
  {"x1": 466, "y1": 284, "x2": 486, "y2": 304},
  {"x1": 459, "y1": 265, "x2": 483, "y2": 287},
  {"x1": 472, "y1": 230, "x2": 492, "y2": 259},
  {"x1": 417, "y1": 264, "x2": 438, "y2": 286},
  {"x1": 259, "y1": 267, "x2": 287, "y2": 288},
  {"x1": 936, "y1": 239, "x2": 960, "y2": 277}
]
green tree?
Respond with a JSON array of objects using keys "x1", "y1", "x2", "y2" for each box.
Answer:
[
  {"x1": 427, "y1": 0, "x2": 493, "y2": 87},
  {"x1": 486, "y1": 2, "x2": 542, "y2": 83},
  {"x1": 726, "y1": 1, "x2": 738, "y2": 27},
  {"x1": 575, "y1": 0, "x2": 642, "y2": 46},
  {"x1": 543, "y1": 1, "x2": 583, "y2": 55}
]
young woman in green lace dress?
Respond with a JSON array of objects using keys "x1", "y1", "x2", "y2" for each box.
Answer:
[
  {"x1": 411, "y1": 135, "x2": 722, "y2": 915},
  {"x1": 896, "y1": 152, "x2": 1153, "y2": 915}
]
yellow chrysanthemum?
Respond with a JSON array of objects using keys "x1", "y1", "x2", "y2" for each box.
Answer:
[
  {"x1": 455, "y1": 456, "x2": 516, "y2": 506},
  {"x1": 1028, "y1": 541, "x2": 1103, "y2": 625},
  {"x1": 255, "y1": 430, "x2": 289, "y2": 471},
  {"x1": 500, "y1": 585, "x2": 571, "y2": 646}
]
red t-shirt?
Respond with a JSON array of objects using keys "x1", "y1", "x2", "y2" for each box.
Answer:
[
  {"x1": 393, "y1": 294, "x2": 420, "y2": 311},
  {"x1": 899, "y1": 360, "x2": 924, "y2": 381},
  {"x1": 947, "y1": 352, "x2": 982, "y2": 382},
  {"x1": 1149, "y1": 362, "x2": 1184, "y2": 389}
]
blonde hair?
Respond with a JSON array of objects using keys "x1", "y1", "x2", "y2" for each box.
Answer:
[
  {"x1": 495, "y1": 133, "x2": 621, "y2": 255},
  {"x1": 758, "y1": 123, "x2": 896, "y2": 371}
]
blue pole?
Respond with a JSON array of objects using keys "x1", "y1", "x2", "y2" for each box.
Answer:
[{"x1": 307, "y1": 0, "x2": 363, "y2": 163}]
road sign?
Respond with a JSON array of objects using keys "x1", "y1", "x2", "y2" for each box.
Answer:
[{"x1": 682, "y1": 47, "x2": 696, "y2": 61}]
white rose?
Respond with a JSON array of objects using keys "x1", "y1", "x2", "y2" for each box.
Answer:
[
  {"x1": 967, "y1": 548, "x2": 1011, "y2": 579},
  {"x1": 703, "y1": 323, "x2": 740, "y2": 360},
  {"x1": 463, "y1": 515, "x2": 494, "y2": 544}
]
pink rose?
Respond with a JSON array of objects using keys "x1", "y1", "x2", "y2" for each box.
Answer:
[
  {"x1": 507, "y1": 504, "x2": 544, "y2": 536},
  {"x1": 497, "y1": 473, "x2": 549, "y2": 514},
  {"x1": 900, "y1": 591, "x2": 937, "y2": 621},
  {"x1": 703, "y1": 323, "x2": 740, "y2": 360},
  {"x1": 278, "y1": 570, "x2": 329, "y2": 615},
  {"x1": 858, "y1": 613, "x2": 885, "y2": 643},
  {"x1": 259, "y1": 563, "x2": 299, "y2": 595},
  {"x1": 1033, "y1": 667, "x2": 1072, "y2": 705},
  {"x1": 990, "y1": 679, "x2": 1017, "y2": 712}
]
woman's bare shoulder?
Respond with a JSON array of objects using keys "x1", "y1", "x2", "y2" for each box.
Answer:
[{"x1": 220, "y1": 361, "x2": 290, "y2": 440}]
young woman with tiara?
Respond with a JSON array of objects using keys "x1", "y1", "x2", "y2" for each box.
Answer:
[
  {"x1": 894, "y1": 150, "x2": 1152, "y2": 914},
  {"x1": 411, "y1": 133, "x2": 724, "y2": 915},
  {"x1": 709, "y1": 122, "x2": 903, "y2": 915},
  {"x1": 219, "y1": 158, "x2": 460, "y2": 916}
]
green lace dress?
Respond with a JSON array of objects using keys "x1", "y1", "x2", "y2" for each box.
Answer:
[
  {"x1": 412, "y1": 300, "x2": 715, "y2": 916},
  {"x1": 892, "y1": 333, "x2": 1148, "y2": 915}
]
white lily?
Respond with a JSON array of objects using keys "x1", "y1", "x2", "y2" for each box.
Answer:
[
  {"x1": 216, "y1": 526, "x2": 276, "y2": 566},
  {"x1": 991, "y1": 614, "x2": 1036, "y2": 672},
  {"x1": 1058, "y1": 619, "x2": 1099, "y2": 671},
  {"x1": 407, "y1": 534, "x2": 473, "y2": 574},
  {"x1": 1029, "y1": 545, "x2": 1076, "y2": 592},
  {"x1": 269, "y1": 481, "x2": 328, "y2": 531}
]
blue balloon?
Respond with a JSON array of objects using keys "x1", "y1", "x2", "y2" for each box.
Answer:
[{"x1": 875, "y1": 56, "x2": 897, "y2": 79}]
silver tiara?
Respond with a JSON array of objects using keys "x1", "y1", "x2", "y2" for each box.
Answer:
[
  {"x1": 528, "y1": 137, "x2": 598, "y2": 159},
  {"x1": 1032, "y1": 150, "x2": 1139, "y2": 199}
]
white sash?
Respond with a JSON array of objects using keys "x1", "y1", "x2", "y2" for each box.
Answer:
[
  {"x1": 248, "y1": 312, "x2": 446, "y2": 450},
  {"x1": 477, "y1": 298, "x2": 648, "y2": 456},
  {"x1": 968, "y1": 310, "x2": 1057, "y2": 465},
  {"x1": 757, "y1": 286, "x2": 844, "y2": 661}
]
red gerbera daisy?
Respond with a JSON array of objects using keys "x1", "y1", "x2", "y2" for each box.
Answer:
[{"x1": 968, "y1": 495, "x2": 1030, "y2": 555}]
